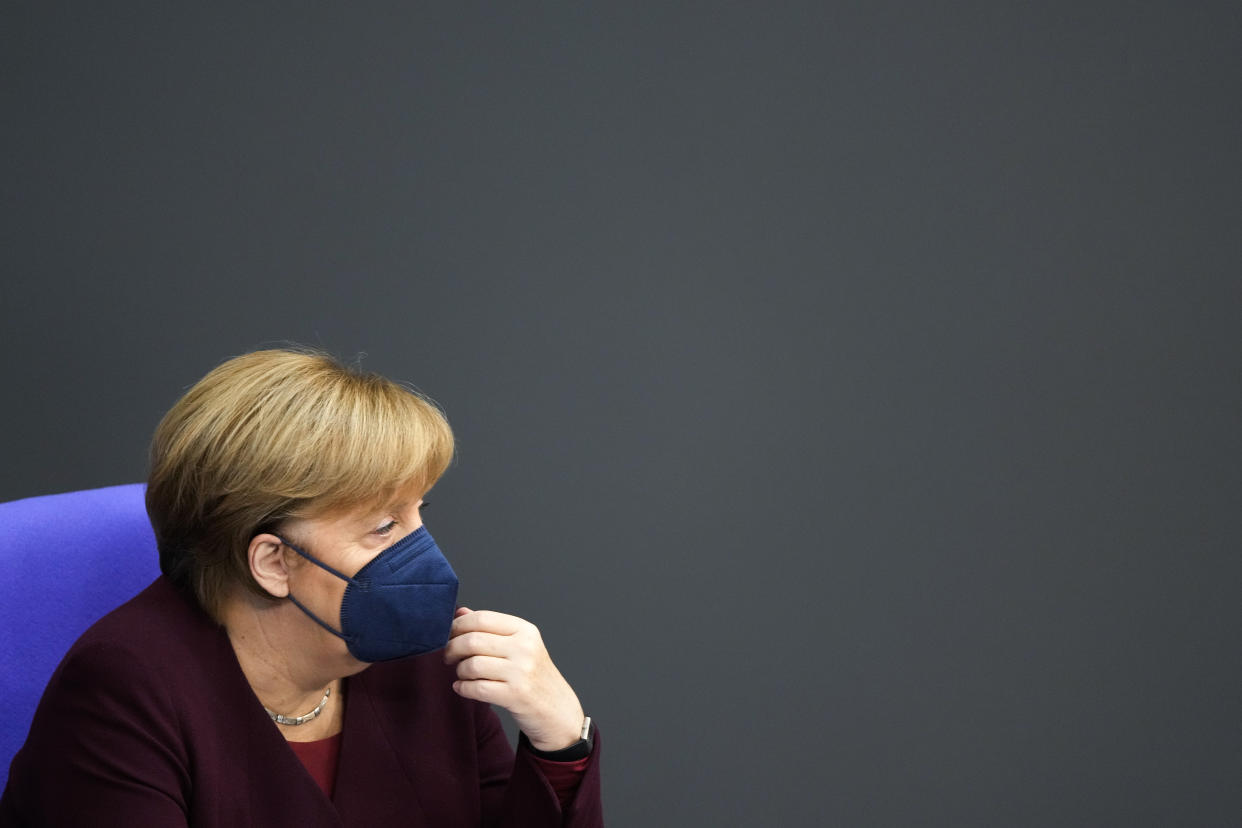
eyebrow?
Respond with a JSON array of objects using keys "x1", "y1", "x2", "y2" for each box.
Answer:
[
  {"x1": 360, "y1": 497, "x2": 420, "y2": 528},
  {"x1": 349, "y1": 509, "x2": 394, "y2": 534}
]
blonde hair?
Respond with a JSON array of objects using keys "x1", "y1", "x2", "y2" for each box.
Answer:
[{"x1": 146, "y1": 348, "x2": 454, "y2": 620}]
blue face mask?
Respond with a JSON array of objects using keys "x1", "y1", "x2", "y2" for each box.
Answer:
[{"x1": 278, "y1": 526, "x2": 459, "y2": 663}]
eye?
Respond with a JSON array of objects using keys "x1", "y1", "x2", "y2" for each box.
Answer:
[
  {"x1": 419, "y1": 500, "x2": 431, "y2": 512},
  {"x1": 374, "y1": 519, "x2": 398, "y2": 536}
]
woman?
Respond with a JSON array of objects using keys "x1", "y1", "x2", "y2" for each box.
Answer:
[{"x1": 0, "y1": 349, "x2": 603, "y2": 826}]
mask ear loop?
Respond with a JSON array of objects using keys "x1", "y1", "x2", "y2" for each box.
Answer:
[
  {"x1": 279, "y1": 536, "x2": 358, "y2": 583},
  {"x1": 276, "y1": 535, "x2": 358, "y2": 644}
]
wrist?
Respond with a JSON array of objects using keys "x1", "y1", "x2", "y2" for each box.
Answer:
[
  {"x1": 526, "y1": 710, "x2": 589, "y2": 752},
  {"x1": 526, "y1": 716, "x2": 593, "y2": 761}
]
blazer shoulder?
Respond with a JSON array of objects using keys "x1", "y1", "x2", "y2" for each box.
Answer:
[
  {"x1": 58, "y1": 576, "x2": 230, "y2": 709},
  {"x1": 77, "y1": 576, "x2": 219, "y2": 650}
]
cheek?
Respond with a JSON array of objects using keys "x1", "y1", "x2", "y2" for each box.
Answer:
[
  {"x1": 295, "y1": 563, "x2": 349, "y2": 624},
  {"x1": 343, "y1": 546, "x2": 385, "y2": 579}
]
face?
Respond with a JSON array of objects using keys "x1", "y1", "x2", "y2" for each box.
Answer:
[{"x1": 277, "y1": 492, "x2": 430, "y2": 658}]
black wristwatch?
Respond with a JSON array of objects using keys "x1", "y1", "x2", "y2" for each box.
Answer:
[{"x1": 527, "y1": 716, "x2": 593, "y2": 762}]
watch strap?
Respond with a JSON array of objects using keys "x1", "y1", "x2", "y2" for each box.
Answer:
[{"x1": 526, "y1": 716, "x2": 593, "y2": 761}]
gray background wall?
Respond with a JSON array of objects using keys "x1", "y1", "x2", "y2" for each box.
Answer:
[{"x1": 3, "y1": 3, "x2": 1240, "y2": 825}]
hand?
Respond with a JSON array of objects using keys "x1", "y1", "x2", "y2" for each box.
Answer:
[{"x1": 443, "y1": 606, "x2": 585, "y2": 752}]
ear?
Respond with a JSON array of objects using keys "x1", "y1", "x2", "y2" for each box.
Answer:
[{"x1": 249, "y1": 533, "x2": 292, "y2": 598}]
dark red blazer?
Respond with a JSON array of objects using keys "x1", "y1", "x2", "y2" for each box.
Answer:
[{"x1": 0, "y1": 578, "x2": 603, "y2": 827}]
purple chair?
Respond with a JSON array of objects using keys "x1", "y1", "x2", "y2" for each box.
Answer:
[{"x1": 0, "y1": 484, "x2": 160, "y2": 791}]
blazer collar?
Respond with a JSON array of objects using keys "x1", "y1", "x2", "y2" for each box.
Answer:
[{"x1": 331, "y1": 668, "x2": 433, "y2": 824}]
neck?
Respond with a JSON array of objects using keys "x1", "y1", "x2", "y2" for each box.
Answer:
[{"x1": 219, "y1": 589, "x2": 361, "y2": 740}]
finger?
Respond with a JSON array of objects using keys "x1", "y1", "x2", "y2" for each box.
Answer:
[
  {"x1": 454, "y1": 654, "x2": 514, "y2": 682},
  {"x1": 452, "y1": 678, "x2": 509, "y2": 705},
  {"x1": 442, "y1": 630, "x2": 516, "y2": 665},
  {"x1": 454, "y1": 606, "x2": 472, "y2": 618},
  {"x1": 450, "y1": 609, "x2": 526, "y2": 637}
]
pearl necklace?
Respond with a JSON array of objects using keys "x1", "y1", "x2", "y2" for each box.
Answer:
[{"x1": 264, "y1": 686, "x2": 331, "y2": 726}]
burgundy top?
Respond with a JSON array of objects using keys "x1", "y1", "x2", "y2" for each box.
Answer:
[
  {"x1": 0, "y1": 577, "x2": 604, "y2": 827},
  {"x1": 288, "y1": 734, "x2": 345, "y2": 798},
  {"x1": 530, "y1": 755, "x2": 592, "y2": 806}
]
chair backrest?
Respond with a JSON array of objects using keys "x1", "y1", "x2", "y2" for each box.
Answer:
[{"x1": 0, "y1": 484, "x2": 160, "y2": 791}]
